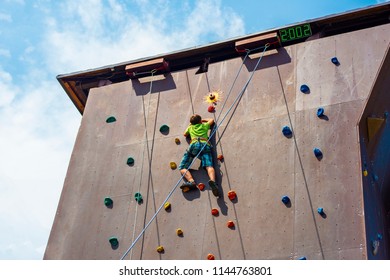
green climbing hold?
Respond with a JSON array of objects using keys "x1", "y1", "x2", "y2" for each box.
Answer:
[
  {"x1": 106, "y1": 116, "x2": 116, "y2": 123},
  {"x1": 127, "y1": 157, "x2": 135, "y2": 166},
  {"x1": 104, "y1": 197, "x2": 113, "y2": 207},
  {"x1": 159, "y1": 124, "x2": 169, "y2": 134},
  {"x1": 135, "y1": 192, "x2": 143, "y2": 203},
  {"x1": 109, "y1": 236, "x2": 118, "y2": 247}
]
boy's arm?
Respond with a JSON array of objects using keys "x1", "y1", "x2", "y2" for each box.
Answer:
[
  {"x1": 202, "y1": 118, "x2": 214, "y2": 127},
  {"x1": 183, "y1": 126, "x2": 190, "y2": 137}
]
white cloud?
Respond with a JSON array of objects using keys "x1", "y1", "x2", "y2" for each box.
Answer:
[
  {"x1": 0, "y1": 48, "x2": 11, "y2": 58},
  {"x1": 43, "y1": 0, "x2": 245, "y2": 73},
  {"x1": 0, "y1": 12, "x2": 12, "y2": 22}
]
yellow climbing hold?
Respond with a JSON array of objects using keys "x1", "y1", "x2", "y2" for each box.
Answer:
[
  {"x1": 175, "y1": 138, "x2": 181, "y2": 144},
  {"x1": 157, "y1": 246, "x2": 164, "y2": 253},
  {"x1": 170, "y1": 162, "x2": 177, "y2": 170},
  {"x1": 164, "y1": 202, "x2": 171, "y2": 210},
  {"x1": 363, "y1": 170, "x2": 368, "y2": 177},
  {"x1": 176, "y1": 228, "x2": 183, "y2": 236}
]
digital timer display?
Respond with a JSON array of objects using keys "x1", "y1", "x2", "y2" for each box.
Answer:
[{"x1": 279, "y1": 24, "x2": 312, "y2": 43}]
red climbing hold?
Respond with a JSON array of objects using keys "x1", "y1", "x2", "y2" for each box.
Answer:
[
  {"x1": 227, "y1": 190, "x2": 237, "y2": 201},
  {"x1": 207, "y1": 253, "x2": 215, "y2": 260},
  {"x1": 227, "y1": 220, "x2": 235, "y2": 228},
  {"x1": 198, "y1": 183, "x2": 205, "y2": 191},
  {"x1": 211, "y1": 208, "x2": 219, "y2": 216},
  {"x1": 208, "y1": 105, "x2": 215, "y2": 113},
  {"x1": 217, "y1": 154, "x2": 224, "y2": 161}
]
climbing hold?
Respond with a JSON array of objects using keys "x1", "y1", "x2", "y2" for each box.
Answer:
[
  {"x1": 170, "y1": 162, "x2": 177, "y2": 170},
  {"x1": 378, "y1": 233, "x2": 383, "y2": 240},
  {"x1": 127, "y1": 157, "x2": 135, "y2": 166},
  {"x1": 300, "y1": 84, "x2": 310, "y2": 94},
  {"x1": 227, "y1": 190, "x2": 237, "y2": 201},
  {"x1": 106, "y1": 116, "x2": 116, "y2": 123},
  {"x1": 281, "y1": 195, "x2": 290, "y2": 205},
  {"x1": 363, "y1": 170, "x2": 368, "y2": 177},
  {"x1": 282, "y1": 126, "x2": 293, "y2": 138},
  {"x1": 104, "y1": 197, "x2": 113, "y2": 207},
  {"x1": 317, "y1": 107, "x2": 325, "y2": 118},
  {"x1": 159, "y1": 124, "x2": 169, "y2": 134},
  {"x1": 227, "y1": 220, "x2": 235, "y2": 228},
  {"x1": 385, "y1": 111, "x2": 389, "y2": 119},
  {"x1": 207, "y1": 253, "x2": 215, "y2": 260},
  {"x1": 134, "y1": 192, "x2": 143, "y2": 203},
  {"x1": 208, "y1": 105, "x2": 215, "y2": 113},
  {"x1": 211, "y1": 208, "x2": 219, "y2": 216},
  {"x1": 367, "y1": 117, "x2": 385, "y2": 142},
  {"x1": 373, "y1": 174, "x2": 379, "y2": 182},
  {"x1": 317, "y1": 207, "x2": 325, "y2": 215},
  {"x1": 217, "y1": 154, "x2": 224, "y2": 161},
  {"x1": 313, "y1": 148, "x2": 323, "y2": 159},
  {"x1": 164, "y1": 202, "x2": 171, "y2": 210},
  {"x1": 298, "y1": 256, "x2": 307, "y2": 260},
  {"x1": 176, "y1": 228, "x2": 183, "y2": 236},
  {"x1": 175, "y1": 138, "x2": 181, "y2": 144},
  {"x1": 156, "y1": 246, "x2": 164, "y2": 253},
  {"x1": 331, "y1": 57, "x2": 340, "y2": 66},
  {"x1": 109, "y1": 236, "x2": 119, "y2": 247},
  {"x1": 198, "y1": 183, "x2": 205, "y2": 191},
  {"x1": 205, "y1": 90, "x2": 222, "y2": 104}
]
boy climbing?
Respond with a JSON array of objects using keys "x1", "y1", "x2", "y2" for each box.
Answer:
[{"x1": 179, "y1": 114, "x2": 219, "y2": 197}]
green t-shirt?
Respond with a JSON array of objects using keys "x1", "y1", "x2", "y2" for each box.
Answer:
[{"x1": 185, "y1": 123, "x2": 210, "y2": 141}]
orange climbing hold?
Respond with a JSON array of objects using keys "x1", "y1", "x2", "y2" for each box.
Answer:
[
  {"x1": 211, "y1": 208, "x2": 219, "y2": 216},
  {"x1": 156, "y1": 246, "x2": 164, "y2": 253},
  {"x1": 198, "y1": 183, "x2": 205, "y2": 191},
  {"x1": 176, "y1": 228, "x2": 183, "y2": 236},
  {"x1": 227, "y1": 220, "x2": 235, "y2": 228},
  {"x1": 175, "y1": 138, "x2": 181, "y2": 144},
  {"x1": 227, "y1": 190, "x2": 237, "y2": 201},
  {"x1": 217, "y1": 154, "x2": 224, "y2": 161},
  {"x1": 207, "y1": 253, "x2": 215, "y2": 260}
]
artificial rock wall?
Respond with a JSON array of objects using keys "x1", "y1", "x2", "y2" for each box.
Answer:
[{"x1": 44, "y1": 23, "x2": 390, "y2": 260}]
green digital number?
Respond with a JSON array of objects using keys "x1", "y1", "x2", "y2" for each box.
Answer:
[{"x1": 279, "y1": 24, "x2": 312, "y2": 42}]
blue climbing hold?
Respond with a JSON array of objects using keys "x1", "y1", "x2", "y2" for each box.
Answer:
[
  {"x1": 298, "y1": 256, "x2": 307, "y2": 260},
  {"x1": 109, "y1": 236, "x2": 119, "y2": 247},
  {"x1": 127, "y1": 157, "x2": 135, "y2": 166},
  {"x1": 331, "y1": 57, "x2": 340, "y2": 66},
  {"x1": 106, "y1": 116, "x2": 116, "y2": 123},
  {"x1": 104, "y1": 197, "x2": 113, "y2": 207},
  {"x1": 300, "y1": 84, "x2": 310, "y2": 94},
  {"x1": 317, "y1": 207, "x2": 324, "y2": 215},
  {"x1": 281, "y1": 195, "x2": 290, "y2": 205},
  {"x1": 317, "y1": 107, "x2": 324, "y2": 117},
  {"x1": 313, "y1": 148, "x2": 323, "y2": 158},
  {"x1": 282, "y1": 126, "x2": 292, "y2": 138},
  {"x1": 373, "y1": 174, "x2": 379, "y2": 182}
]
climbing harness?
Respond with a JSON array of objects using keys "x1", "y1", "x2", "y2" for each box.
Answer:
[{"x1": 120, "y1": 44, "x2": 270, "y2": 260}]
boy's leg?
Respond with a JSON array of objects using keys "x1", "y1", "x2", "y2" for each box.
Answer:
[
  {"x1": 180, "y1": 168, "x2": 195, "y2": 183},
  {"x1": 205, "y1": 166, "x2": 215, "y2": 182}
]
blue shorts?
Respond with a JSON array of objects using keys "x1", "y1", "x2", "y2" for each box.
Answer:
[{"x1": 179, "y1": 142, "x2": 213, "y2": 169}]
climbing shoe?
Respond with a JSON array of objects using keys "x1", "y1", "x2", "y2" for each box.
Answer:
[
  {"x1": 208, "y1": 180, "x2": 219, "y2": 197},
  {"x1": 180, "y1": 181, "x2": 197, "y2": 193}
]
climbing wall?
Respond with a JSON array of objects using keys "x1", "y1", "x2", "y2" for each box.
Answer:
[{"x1": 44, "y1": 23, "x2": 390, "y2": 260}]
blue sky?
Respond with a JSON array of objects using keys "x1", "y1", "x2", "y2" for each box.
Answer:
[{"x1": 0, "y1": 0, "x2": 388, "y2": 260}]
